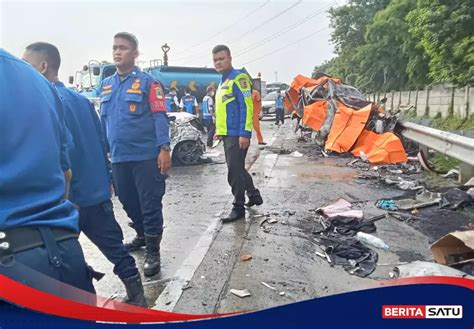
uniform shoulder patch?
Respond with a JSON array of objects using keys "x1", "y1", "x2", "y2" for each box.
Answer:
[
  {"x1": 238, "y1": 77, "x2": 249, "y2": 89},
  {"x1": 149, "y1": 82, "x2": 166, "y2": 113}
]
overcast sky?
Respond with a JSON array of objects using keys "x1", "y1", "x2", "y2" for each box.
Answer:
[{"x1": 0, "y1": 0, "x2": 336, "y2": 84}]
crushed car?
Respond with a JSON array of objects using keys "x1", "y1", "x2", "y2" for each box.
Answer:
[
  {"x1": 284, "y1": 74, "x2": 407, "y2": 164},
  {"x1": 168, "y1": 112, "x2": 206, "y2": 166}
]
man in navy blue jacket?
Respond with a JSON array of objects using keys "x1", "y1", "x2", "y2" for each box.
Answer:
[
  {"x1": 0, "y1": 48, "x2": 94, "y2": 296},
  {"x1": 23, "y1": 42, "x2": 147, "y2": 307},
  {"x1": 99, "y1": 32, "x2": 171, "y2": 277}
]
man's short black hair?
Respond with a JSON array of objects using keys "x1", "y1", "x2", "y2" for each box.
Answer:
[
  {"x1": 212, "y1": 45, "x2": 231, "y2": 56},
  {"x1": 25, "y1": 42, "x2": 61, "y2": 73},
  {"x1": 114, "y1": 32, "x2": 139, "y2": 50}
]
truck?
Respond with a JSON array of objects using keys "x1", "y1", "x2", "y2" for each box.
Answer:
[{"x1": 70, "y1": 59, "x2": 221, "y2": 104}]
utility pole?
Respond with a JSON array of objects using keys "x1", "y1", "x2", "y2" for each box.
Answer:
[{"x1": 275, "y1": 71, "x2": 278, "y2": 82}]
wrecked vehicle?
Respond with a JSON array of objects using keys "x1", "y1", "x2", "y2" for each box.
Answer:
[
  {"x1": 168, "y1": 112, "x2": 205, "y2": 166},
  {"x1": 284, "y1": 74, "x2": 407, "y2": 164}
]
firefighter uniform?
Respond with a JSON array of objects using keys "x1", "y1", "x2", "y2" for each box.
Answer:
[
  {"x1": 99, "y1": 67, "x2": 169, "y2": 277},
  {"x1": 0, "y1": 49, "x2": 94, "y2": 296},
  {"x1": 215, "y1": 68, "x2": 261, "y2": 213},
  {"x1": 53, "y1": 81, "x2": 146, "y2": 305}
]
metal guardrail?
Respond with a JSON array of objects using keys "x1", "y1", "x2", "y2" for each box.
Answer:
[{"x1": 399, "y1": 121, "x2": 474, "y2": 182}]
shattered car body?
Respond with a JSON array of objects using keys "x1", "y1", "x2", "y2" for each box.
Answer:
[
  {"x1": 285, "y1": 74, "x2": 407, "y2": 164},
  {"x1": 167, "y1": 112, "x2": 205, "y2": 165}
]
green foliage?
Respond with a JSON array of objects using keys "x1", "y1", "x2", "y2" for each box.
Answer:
[{"x1": 316, "y1": 0, "x2": 473, "y2": 91}]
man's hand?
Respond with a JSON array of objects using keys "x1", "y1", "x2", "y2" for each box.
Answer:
[
  {"x1": 239, "y1": 137, "x2": 250, "y2": 150},
  {"x1": 214, "y1": 134, "x2": 222, "y2": 140},
  {"x1": 63, "y1": 169, "x2": 72, "y2": 200},
  {"x1": 157, "y1": 149, "x2": 171, "y2": 174}
]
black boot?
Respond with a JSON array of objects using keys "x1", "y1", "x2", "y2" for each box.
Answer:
[
  {"x1": 124, "y1": 235, "x2": 146, "y2": 251},
  {"x1": 245, "y1": 189, "x2": 263, "y2": 207},
  {"x1": 144, "y1": 234, "x2": 162, "y2": 277},
  {"x1": 120, "y1": 273, "x2": 148, "y2": 307},
  {"x1": 222, "y1": 208, "x2": 245, "y2": 223}
]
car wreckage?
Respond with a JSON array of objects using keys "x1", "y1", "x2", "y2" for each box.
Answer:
[{"x1": 284, "y1": 74, "x2": 407, "y2": 164}]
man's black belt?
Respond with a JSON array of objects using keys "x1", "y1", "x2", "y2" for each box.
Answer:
[{"x1": 0, "y1": 227, "x2": 78, "y2": 257}]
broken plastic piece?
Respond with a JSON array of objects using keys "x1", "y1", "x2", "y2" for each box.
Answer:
[
  {"x1": 240, "y1": 255, "x2": 253, "y2": 262},
  {"x1": 356, "y1": 232, "x2": 389, "y2": 250},
  {"x1": 230, "y1": 289, "x2": 251, "y2": 298},
  {"x1": 261, "y1": 282, "x2": 276, "y2": 290}
]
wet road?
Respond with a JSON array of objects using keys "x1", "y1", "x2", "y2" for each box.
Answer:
[{"x1": 80, "y1": 117, "x2": 472, "y2": 312}]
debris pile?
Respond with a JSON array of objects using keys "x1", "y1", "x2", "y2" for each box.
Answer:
[{"x1": 284, "y1": 74, "x2": 407, "y2": 164}]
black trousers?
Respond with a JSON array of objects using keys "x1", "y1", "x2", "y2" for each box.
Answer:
[
  {"x1": 203, "y1": 119, "x2": 215, "y2": 146},
  {"x1": 79, "y1": 200, "x2": 138, "y2": 280},
  {"x1": 275, "y1": 108, "x2": 285, "y2": 124},
  {"x1": 223, "y1": 136, "x2": 257, "y2": 209},
  {"x1": 112, "y1": 160, "x2": 166, "y2": 237}
]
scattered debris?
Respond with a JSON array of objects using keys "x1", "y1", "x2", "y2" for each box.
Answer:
[
  {"x1": 240, "y1": 255, "x2": 253, "y2": 262},
  {"x1": 290, "y1": 151, "x2": 303, "y2": 157},
  {"x1": 396, "y1": 190, "x2": 441, "y2": 211},
  {"x1": 387, "y1": 211, "x2": 425, "y2": 222},
  {"x1": 283, "y1": 210, "x2": 296, "y2": 216},
  {"x1": 465, "y1": 177, "x2": 474, "y2": 186},
  {"x1": 442, "y1": 169, "x2": 459, "y2": 179},
  {"x1": 181, "y1": 284, "x2": 193, "y2": 291},
  {"x1": 439, "y1": 188, "x2": 474, "y2": 210},
  {"x1": 431, "y1": 231, "x2": 474, "y2": 267},
  {"x1": 279, "y1": 292, "x2": 286, "y2": 296},
  {"x1": 393, "y1": 261, "x2": 473, "y2": 278},
  {"x1": 261, "y1": 282, "x2": 276, "y2": 290},
  {"x1": 313, "y1": 216, "x2": 376, "y2": 236},
  {"x1": 376, "y1": 199, "x2": 397, "y2": 210},
  {"x1": 267, "y1": 218, "x2": 278, "y2": 224},
  {"x1": 356, "y1": 232, "x2": 389, "y2": 250},
  {"x1": 397, "y1": 179, "x2": 422, "y2": 191},
  {"x1": 317, "y1": 198, "x2": 363, "y2": 219},
  {"x1": 230, "y1": 289, "x2": 252, "y2": 298}
]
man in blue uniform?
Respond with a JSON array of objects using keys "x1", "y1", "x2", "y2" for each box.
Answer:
[
  {"x1": 165, "y1": 87, "x2": 179, "y2": 112},
  {"x1": 179, "y1": 88, "x2": 198, "y2": 114},
  {"x1": 0, "y1": 48, "x2": 94, "y2": 296},
  {"x1": 99, "y1": 32, "x2": 171, "y2": 277},
  {"x1": 202, "y1": 86, "x2": 215, "y2": 147},
  {"x1": 23, "y1": 42, "x2": 147, "y2": 307},
  {"x1": 212, "y1": 45, "x2": 263, "y2": 223},
  {"x1": 275, "y1": 90, "x2": 285, "y2": 125}
]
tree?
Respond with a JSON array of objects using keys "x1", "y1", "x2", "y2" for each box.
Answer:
[{"x1": 407, "y1": 0, "x2": 474, "y2": 85}]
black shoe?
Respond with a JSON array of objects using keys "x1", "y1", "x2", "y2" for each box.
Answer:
[
  {"x1": 258, "y1": 142, "x2": 267, "y2": 145},
  {"x1": 221, "y1": 208, "x2": 245, "y2": 223},
  {"x1": 144, "y1": 234, "x2": 162, "y2": 277},
  {"x1": 245, "y1": 189, "x2": 263, "y2": 207},
  {"x1": 121, "y1": 273, "x2": 148, "y2": 307},
  {"x1": 124, "y1": 235, "x2": 146, "y2": 251}
]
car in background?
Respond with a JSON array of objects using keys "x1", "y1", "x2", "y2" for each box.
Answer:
[
  {"x1": 168, "y1": 112, "x2": 205, "y2": 166},
  {"x1": 260, "y1": 91, "x2": 279, "y2": 119},
  {"x1": 266, "y1": 82, "x2": 289, "y2": 94}
]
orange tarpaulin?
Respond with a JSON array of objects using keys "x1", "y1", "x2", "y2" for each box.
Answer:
[
  {"x1": 351, "y1": 129, "x2": 407, "y2": 164},
  {"x1": 302, "y1": 100, "x2": 327, "y2": 131},
  {"x1": 325, "y1": 104, "x2": 372, "y2": 153},
  {"x1": 285, "y1": 75, "x2": 342, "y2": 113}
]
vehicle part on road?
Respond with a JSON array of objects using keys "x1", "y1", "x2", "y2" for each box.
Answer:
[
  {"x1": 356, "y1": 232, "x2": 389, "y2": 251},
  {"x1": 439, "y1": 188, "x2": 474, "y2": 210},
  {"x1": 230, "y1": 289, "x2": 251, "y2": 298},
  {"x1": 393, "y1": 261, "x2": 473, "y2": 279}
]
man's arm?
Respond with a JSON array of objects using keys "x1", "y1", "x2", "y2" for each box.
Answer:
[
  {"x1": 233, "y1": 74, "x2": 253, "y2": 141},
  {"x1": 149, "y1": 80, "x2": 171, "y2": 174}
]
